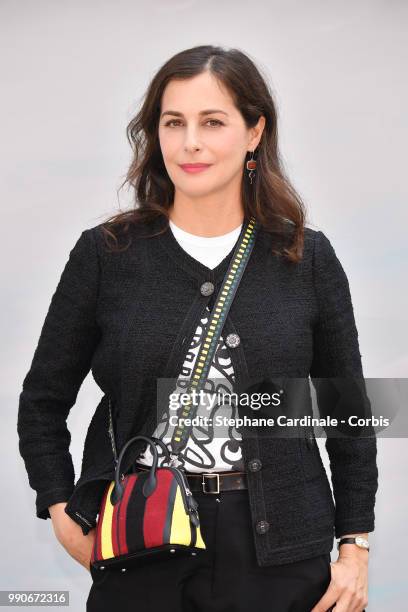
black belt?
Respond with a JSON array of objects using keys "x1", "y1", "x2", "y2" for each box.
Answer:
[
  {"x1": 184, "y1": 471, "x2": 248, "y2": 494},
  {"x1": 134, "y1": 464, "x2": 248, "y2": 494}
]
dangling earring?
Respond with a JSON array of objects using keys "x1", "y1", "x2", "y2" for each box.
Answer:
[{"x1": 246, "y1": 150, "x2": 257, "y2": 184}]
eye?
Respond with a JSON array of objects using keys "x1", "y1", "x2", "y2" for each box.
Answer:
[{"x1": 163, "y1": 119, "x2": 224, "y2": 127}]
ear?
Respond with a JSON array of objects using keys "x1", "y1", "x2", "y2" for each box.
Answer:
[{"x1": 249, "y1": 115, "x2": 266, "y2": 149}]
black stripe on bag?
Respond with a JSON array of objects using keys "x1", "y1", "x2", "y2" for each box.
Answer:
[{"x1": 162, "y1": 477, "x2": 178, "y2": 544}]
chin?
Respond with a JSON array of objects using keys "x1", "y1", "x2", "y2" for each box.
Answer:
[{"x1": 177, "y1": 183, "x2": 219, "y2": 198}]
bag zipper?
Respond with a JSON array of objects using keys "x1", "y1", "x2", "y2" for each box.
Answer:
[{"x1": 166, "y1": 466, "x2": 200, "y2": 528}]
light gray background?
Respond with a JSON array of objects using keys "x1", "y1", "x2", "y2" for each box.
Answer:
[{"x1": 2, "y1": 0, "x2": 407, "y2": 609}]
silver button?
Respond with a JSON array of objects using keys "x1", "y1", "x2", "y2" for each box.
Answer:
[
  {"x1": 200, "y1": 281, "x2": 214, "y2": 296},
  {"x1": 248, "y1": 458, "x2": 262, "y2": 472},
  {"x1": 255, "y1": 519, "x2": 270, "y2": 534},
  {"x1": 226, "y1": 333, "x2": 240, "y2": 348}
]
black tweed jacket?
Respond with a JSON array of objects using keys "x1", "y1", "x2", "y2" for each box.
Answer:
[{"x1": 17, "y1": 215, "x2": 378, "y2": 567}]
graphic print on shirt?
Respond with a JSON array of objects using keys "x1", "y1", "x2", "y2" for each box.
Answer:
[{"x1": 136, "y1": 305, "x2": 245, "y2": 473}]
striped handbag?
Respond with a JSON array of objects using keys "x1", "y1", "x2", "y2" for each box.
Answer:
[
  {"x1": 90, "y1": 435, "x2": 206, "y2": 570},
  {"x1": 90, "y1": 216, "x2": 260, "y2": 572}
]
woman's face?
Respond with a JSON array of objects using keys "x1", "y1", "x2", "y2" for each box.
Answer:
[{"x1": 158, "y1": 71, "x2": 265, "y2": 199}]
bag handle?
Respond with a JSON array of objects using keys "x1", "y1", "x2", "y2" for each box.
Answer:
[{"x1": 110, "y1": 435, "x2": 160, "y2": 505}]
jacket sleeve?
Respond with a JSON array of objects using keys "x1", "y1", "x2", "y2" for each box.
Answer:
[
  {"x1": 310, "y1": 230, "x2": 378, "y2": 539},
  {"x1": 17, "y1": 228, "x2": 101, "y2": 521}
]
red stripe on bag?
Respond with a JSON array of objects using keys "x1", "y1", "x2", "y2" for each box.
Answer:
[
  {"x1": 118, "y1": 474, "x2": 138, "y2": 555},
  {"x1": 143, "y1": 469, "x2": 174, "y2": 547}
]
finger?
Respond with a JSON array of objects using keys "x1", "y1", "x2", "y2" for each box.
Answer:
[
  {"x1": 310, "y1": 582, "x2": 339, "y2": 612},
  {"x1": 349, "y1": 596, "x2": 367, "y2": 612},
  {"x1": 329, "y1": 594, "x2": 354, "y2": 612},
  {"x1": 336, "y1": 582, "x2": 367, "y2": 612}
]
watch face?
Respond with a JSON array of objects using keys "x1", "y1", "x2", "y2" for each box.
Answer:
[{"x1": 355, "y1": 536, "x2": 369, "y2": 549}]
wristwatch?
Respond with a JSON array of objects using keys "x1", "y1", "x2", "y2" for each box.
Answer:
[{"x1": 337, "y1": 536, "x2": 370, "y2": 551}]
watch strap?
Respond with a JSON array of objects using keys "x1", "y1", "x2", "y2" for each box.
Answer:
[{"x1": 337, "y1": 536, "x2": 370, "y2": 551}]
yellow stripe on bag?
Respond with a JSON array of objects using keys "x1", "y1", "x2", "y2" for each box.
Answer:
[
  {"x1": 195, "y1": 525, "x2": 206, "y2": 549},
  {"x1": 101, "y1": 481, "x2": 115, "y2": 559},
  {"x1": 169, "y1": 486, "x2": 192, "y2": 546}
]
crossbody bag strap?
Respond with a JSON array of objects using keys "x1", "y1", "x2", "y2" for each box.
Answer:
[
  {"x1": 168, "y1": 216, "x2": 259, "y2": 463},
  {"x1": 108, "y1": 397, "x2": 118, "y2": 467}
]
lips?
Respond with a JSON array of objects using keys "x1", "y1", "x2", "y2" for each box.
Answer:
[{"x1": 179, "y1": 163, "x2": 212, "y2": 174}]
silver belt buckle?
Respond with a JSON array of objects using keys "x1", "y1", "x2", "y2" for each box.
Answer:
[{"x1": 202, "y1": 473, "x2": 220, "y2": 494}]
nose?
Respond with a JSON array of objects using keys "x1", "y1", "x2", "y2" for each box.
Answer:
[{"x1": 183, "y1": 124, "x2": 202, "y2": 152}]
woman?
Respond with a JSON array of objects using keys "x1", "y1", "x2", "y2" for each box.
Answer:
[{"x1": 17, "y1": 45, "x2": 377, "y2": 611}]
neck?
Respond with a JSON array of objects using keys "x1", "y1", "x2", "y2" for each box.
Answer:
[{"x1": 169, "y1": 189, "x2": 244, "y2": 237}]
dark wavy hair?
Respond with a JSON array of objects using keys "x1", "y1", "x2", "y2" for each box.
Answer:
[{"x1": 101, "y1": 45, "x2": 308, "y2": 263}]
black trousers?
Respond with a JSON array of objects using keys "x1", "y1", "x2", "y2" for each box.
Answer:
[{"x1": 87, "y1": 487, "x2": 332, "y2": 612}]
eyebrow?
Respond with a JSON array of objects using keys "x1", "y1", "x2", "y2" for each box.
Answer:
[{"x1": 160, "y1": 109, "x2": 228, "y2": 119}]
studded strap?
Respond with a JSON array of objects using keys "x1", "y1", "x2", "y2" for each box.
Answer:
[{"x1": 169, "y1": 216, "x2": 260, "y2": 457}]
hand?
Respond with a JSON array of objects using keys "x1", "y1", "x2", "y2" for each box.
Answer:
[
  {"x1": 311, "y1": 547, "x2": 369, "y2": 612},
  {"x1": 49, "y1": 502, "x2": 96, "y2": 572}
]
